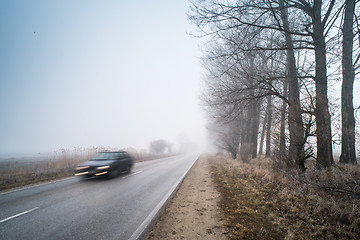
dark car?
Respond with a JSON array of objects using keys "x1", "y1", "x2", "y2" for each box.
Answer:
[{"x1": 75, "y1": 151, "x2": 133, "y2": 178}]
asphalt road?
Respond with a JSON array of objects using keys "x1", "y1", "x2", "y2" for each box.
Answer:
[{"x1": 0, "y1": 154, "x2": 199, "y2": 240}]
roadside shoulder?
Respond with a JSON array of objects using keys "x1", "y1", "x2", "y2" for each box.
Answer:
[{"x1": 146, "y1": 155, "x2": 226, "y2": 240}]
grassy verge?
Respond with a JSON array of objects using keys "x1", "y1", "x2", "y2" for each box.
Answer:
[
  {"x1": 208, "y1": 156, "x2": 360, "y2": 239},
  {"x1": 0, "y1": 148, "x2": 174, "y2": 192},
  {"x1": 0, "y1": 150, "x2": 95, "y2": 191}
]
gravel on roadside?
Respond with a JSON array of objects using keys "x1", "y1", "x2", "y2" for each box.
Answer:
[{"x1": 146, "y1": 155, "x2": 227, "y2": 240}]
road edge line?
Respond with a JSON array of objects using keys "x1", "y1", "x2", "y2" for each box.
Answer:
[
  {"x1": 128, "y1": 154, "x2": 199, "y2": 240},
  {"x1": 0, "y1": 177, "x2": 74, "y2": 196}
]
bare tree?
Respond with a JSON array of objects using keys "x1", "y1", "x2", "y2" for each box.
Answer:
[
  {"x1": 340, "y1": 0, "x2": 357, "y2": 164},
  {"x1": 211, "y1": 118, "x2": 242, "y2": 159},
  {"x1": 190, "y1": 0, "x2": 345, "y2": 168},
  {"x1": 265, "y1": 94, "x2": 273, "y2": 157},
  {"x1": 259, "y1": 106, "x2": 267, "y2": 156},
  {"x1": 309, "y1": 0, "x2": 335, "y2": 167},
  {"x1": 279, "y1": 78, "x2": 288, "y2": 157},
  {"x1": 279, "y1": 0, "x2": 306, "y2": 170}
]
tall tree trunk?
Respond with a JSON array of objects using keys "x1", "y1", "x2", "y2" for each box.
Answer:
[
  {"x1": 340, "y1": 0, "x2": 357, "y2": 164},
  {"x1": 312, "y1": 0, "x2": 334, "y2": 168},
  {"x1": 265, "y1": 95, "x2": 272, "y2": 157},
  {"x1": 259, "y1": 110, "x2": 267, "y2": 156},
  {"x1": 240, "y1": 106, "x2": 251, "y2": 162},
  {"x1": 279, "y1": 79, "x2": 288, "y2": 157},
  {"x1": 249, "y1": 99, "x2": 260, "y2": 158},
  {"x1": 279, "y1": 0, "x2": 306, "y2": 170},
  {"x1": 227, "y1": 118, "x2": 241, "y2": 159}
]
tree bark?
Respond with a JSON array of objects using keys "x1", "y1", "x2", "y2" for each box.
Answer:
[
  {"x1": 240, "y1": 106, "x2": 251, "y2": 162},
  {"x1": 249, "y1": 99, "x2": 260, "y2": 159},
  {"x1": 279, "y1": 79, "x2": 288, "y2": 157},
  {"x1": 311, "y1": 0, "x2": 334, "y2": 168},
  {"x1": 340, "y1": 0, "x2": 357, "y2": 164},
  {"x1": 265, "y1": 95, "x2": 272, "y2": 157},
  {"x1": 259, "y1": 110, "x2": 267, "y2": 156},
  {"x1": 279, "y1": 0, "x2": 306, "y2": 170}
]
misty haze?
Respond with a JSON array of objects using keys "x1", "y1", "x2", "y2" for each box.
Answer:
[{"x1": 1, "y1": 1, "x2": 360, "y2": 239}]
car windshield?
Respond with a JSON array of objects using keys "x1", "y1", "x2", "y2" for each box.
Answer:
[{"x1": 91, "y1": 152, "x2": 125, "y2": 161}]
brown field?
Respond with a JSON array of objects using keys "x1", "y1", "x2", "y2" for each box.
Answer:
[{"x1": 209, "y1": 156, "x2": 360, "y2": 239}]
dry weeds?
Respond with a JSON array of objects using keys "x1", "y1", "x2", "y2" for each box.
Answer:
[
  {"x1": 0, "y1": 148, "x2": 171, "y2": 191},
  {"x1": 0, "y1": 148, "x2": 96, "y2": 191},
  {"x1": 209, "y1": 156, "x2": 360, "y2": 239}
]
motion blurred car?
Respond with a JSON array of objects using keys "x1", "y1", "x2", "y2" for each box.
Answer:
[{"x1": 75, "y1": 151, "x2": 133, "y2": 178}]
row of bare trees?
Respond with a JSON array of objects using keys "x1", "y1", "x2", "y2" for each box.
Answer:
[{"x1": 189, "y1": 0, "x2": 359, "y2": 169}]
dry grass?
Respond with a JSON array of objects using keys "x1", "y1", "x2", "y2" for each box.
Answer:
[
  {"x1": 0, "y1": 148, "x2": 172, "y2": 191},
  {"x1": 0, "y1": 148, "x2": 97, "y2": 191},
  {"x1": 208, "y1": 155, "x2": 360, "y2": 239}
]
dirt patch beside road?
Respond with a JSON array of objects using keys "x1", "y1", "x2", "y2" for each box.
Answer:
[{"x1": 146, "y1": 155, "x2": 226, "y2": 240}]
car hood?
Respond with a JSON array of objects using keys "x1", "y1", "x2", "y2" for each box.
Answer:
[{"x1": 79, "y1": 160, "x2": 116, "y2": 167}]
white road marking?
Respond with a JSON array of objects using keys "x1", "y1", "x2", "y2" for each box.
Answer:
[
  {"x1": 122, "y1": 171, "x2": 143, "y2": 179},
  {"x1": 0, "y1": 207, "x2": 39, "y2": 224}
]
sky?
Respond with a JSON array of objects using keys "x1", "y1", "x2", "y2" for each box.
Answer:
[{"x1": 0, "y1": 0, "x2": 207, "y2": 154}]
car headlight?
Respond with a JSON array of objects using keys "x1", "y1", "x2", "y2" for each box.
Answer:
[
  {"x1": 96, "y1": 165, "x2": 110, "y2": 170},
  {"x1": 76, "y1": 166, "x2": 89, "y2": 170}
]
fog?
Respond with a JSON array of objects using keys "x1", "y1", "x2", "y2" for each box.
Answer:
[{"x1": 0, "y1": 1, "x2": 206, "y2": 155}]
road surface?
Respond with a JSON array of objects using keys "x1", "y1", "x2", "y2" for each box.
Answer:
[{"x1": 0, "y1": 154, "x2": 199, "y2": 240}]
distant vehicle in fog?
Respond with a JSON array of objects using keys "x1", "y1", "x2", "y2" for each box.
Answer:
[{"x1": 75, "y1": 151, "x2": 133, "y2": 178}]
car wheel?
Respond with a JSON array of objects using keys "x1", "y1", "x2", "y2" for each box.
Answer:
[
  {"x1": 126, "y1": 165, "x2": 132, "y2": 174},
  {"x1": 107, "y1": 170, "x2": 118, "y2": 179}
]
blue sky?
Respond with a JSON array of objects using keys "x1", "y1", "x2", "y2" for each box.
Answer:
[{"x1": 0, "y1": 0, "x2": 206, "y2": 154}]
